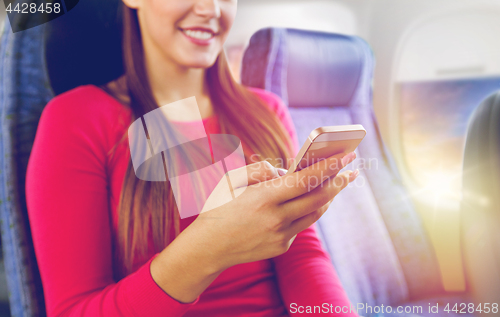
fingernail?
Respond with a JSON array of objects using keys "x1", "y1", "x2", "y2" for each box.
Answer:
[
  {"x1": 349, "y1": 169, "x2": 359, "y2": 182},
  {"x1": 277, "y1": 168, "x2": 288, "y2": 176},
  {"x1": 341, "y1": 152, "x2": 356, "y2": 167}
]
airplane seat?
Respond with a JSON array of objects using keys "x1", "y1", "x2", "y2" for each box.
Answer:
[
  {"x1": 0, "y1": 0, "x2": 122, "y2": 315},
  {"x1": 241, "y1": 28, "x2": 472, "y2": 316},
  {"x1": 0, "y1": 18, "x2": 52, "y2": 317},
  {"x1": 461, "y1": 91, "x2": 500, "y2": 312}
]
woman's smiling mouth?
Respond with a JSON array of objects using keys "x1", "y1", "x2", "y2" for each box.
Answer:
[{"x1": 180, "y1": 27, "x2": 218, "y2": 45}]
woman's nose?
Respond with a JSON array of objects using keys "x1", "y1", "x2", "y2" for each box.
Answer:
[{"x1": 193, "y1": 0, "x2": 222, "y2": 19}]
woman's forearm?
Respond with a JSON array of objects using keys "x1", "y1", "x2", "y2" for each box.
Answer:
[{"x1": 150, "y1": 221, "x2": 225, "y2": 304}]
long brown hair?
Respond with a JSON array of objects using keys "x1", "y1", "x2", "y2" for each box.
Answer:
[{"x1": 116, "y1": 6, "x2": 293, "y2": 275}]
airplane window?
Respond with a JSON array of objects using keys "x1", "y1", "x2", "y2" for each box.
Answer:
[
  {"x1": 398, "y1": 77, "x2": 500, "y2": 202},
  {"x1": 392, "y1": 10, "x2": 500, "y2": 209}
]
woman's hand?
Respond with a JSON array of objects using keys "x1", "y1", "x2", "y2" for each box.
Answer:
[
  {"x1": 151, "y1": 152, "x2": 357, "y2": 303},
  {"x1": 194, "y1": 151, "x2": 358, "y2": 268}
]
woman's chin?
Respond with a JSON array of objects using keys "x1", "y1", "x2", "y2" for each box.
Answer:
[{"x1": 178, "y1": 54, "x2": 219, "y2": 70}]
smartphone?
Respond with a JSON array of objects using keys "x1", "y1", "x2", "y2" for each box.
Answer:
[{"x1": 288, "y1": 124, "x2": 366, "y2": 173}]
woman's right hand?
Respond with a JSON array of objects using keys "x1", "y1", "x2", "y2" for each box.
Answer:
[
  {"x1": 151, "y1": 152, "x2": 358, "y2": 303},
  {"x1": 193, "y1": 151, "x2": 358, "y2": 269}
]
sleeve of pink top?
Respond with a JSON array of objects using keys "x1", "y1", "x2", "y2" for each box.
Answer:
[
  {"x1": 26, "y1": 86, "x2": 199, "y2": 317},
  {"x1": 249, "y1": 87, "x2": 359, "y2": 317}
]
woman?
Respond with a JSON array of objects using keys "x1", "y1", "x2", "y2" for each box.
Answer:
[{"x1": 26, "y1": 0, "x2": 360, "y2": 316}]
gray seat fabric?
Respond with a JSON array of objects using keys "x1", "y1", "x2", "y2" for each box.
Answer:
[
  {"x1": 0, "y1": 243, "x2": 11, "y2": 315},
  {"x1": 461, "y1": 91, "x2": 500, "y2": 310},
  {"x1": 241, "y1": 27, "x2": 472, "y2": 316},
  {"x1": 0, "y1": 18, "x2": 52, "y2": 317}
]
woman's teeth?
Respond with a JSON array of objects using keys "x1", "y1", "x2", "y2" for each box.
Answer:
[{"x1": 183, "y1": 29, "x2": 214, "y2": 40}]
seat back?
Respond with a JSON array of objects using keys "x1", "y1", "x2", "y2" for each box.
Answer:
[
  {"x1": 461, "y1": 91, "x2": 500, "y2": 309},
  {"x1": 0, "y1": 1, "x2": 123, "y2": 315},
  {"x1": 241, "y1": 28, "x2": 443, "y2": 306},
  {"x1": 0, "y1": 19, "x2": 51, "y2": 317}
]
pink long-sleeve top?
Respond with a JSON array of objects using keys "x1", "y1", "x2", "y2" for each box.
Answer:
[{"x1": 26, "y1": 85, "x2": 358, "y2": 317}]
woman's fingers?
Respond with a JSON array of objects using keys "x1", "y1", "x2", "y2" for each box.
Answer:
[
  {"x1": 283, "y1": 203, "x2": 331, "y2": 243},
  {"x1": 201, "y1": 161, "x2": 280, "y2": 213},
  {"x1": 284, "y1": 170, "x2": 353, "y2": 232},
  {"x1": 206, "y1": 152, "x2": 357, "y2": 218},
  {"x1": 269, "y1": 152, "x2": 356, "y2": 202},
  {"x1": 224, "y1": 160, "x2": 280, "y2": 190},
  {"x1": 283, "y1": 170, "x2": 352, "y2": 218},
  {"x1": 245, "y1": 161, "x2": 282, "y2": 185}
]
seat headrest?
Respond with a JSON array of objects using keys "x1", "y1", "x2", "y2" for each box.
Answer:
[
  {"x1": 463, "y1": 90, "x2": 500, "y2": 201},
  {"x1": 44, "y1": 0, "x2": 124, "y2": 95},
  {"x1": 241, "y1": 28, "x2": 374, "y2": 108}
]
